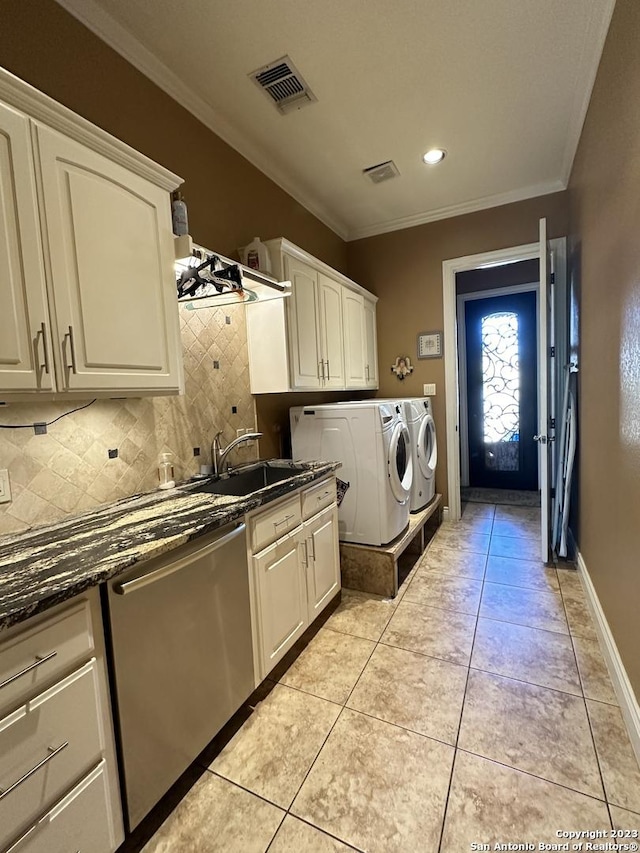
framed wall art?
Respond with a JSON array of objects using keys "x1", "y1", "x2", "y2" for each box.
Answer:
[{"x1": 417, "y1": 331, "x2": 443, "y2": 359}]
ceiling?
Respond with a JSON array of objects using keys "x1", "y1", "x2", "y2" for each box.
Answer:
[{"x1": 56, "y1": 0, "x2": 616, "y2": 241}]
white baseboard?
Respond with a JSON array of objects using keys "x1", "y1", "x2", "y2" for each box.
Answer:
[
  {"x1": 443, "y1": 506, "x2": 450, "y2": 522},
  {"x1": 576, "y1": 549, "x2": 640, "y2": 765}
]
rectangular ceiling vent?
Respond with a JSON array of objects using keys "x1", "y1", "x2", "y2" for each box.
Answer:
[
  {"x1": 250, "y1": 56, "x2": 317, "y2": 114},
  {"x1": 363, "y1": 161, "x2": 400, "y2": 184}
]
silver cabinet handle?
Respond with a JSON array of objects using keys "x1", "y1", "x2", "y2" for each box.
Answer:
[
  {"x1": 325, "y1": 359, "x2": 330, "y2": 378},
  {"x1": 317, "y1": 491, "x2": 331, "y2": 501},
  {"x1": 366, "y1": 364, "x2": 370, "y2": 380},
  {"x1": 0, "y1": 742, "x2": 68, "y2": 801},
  {"x1": 319, "y1": 360, "x2": 325, "y2": 381},
  {"x1": 299, "y1": 540, "x2": 308, "y2": 567},
  {"x1": 308, "y1": 535, "x2": 316, "y2": 561},
  {"x1": 64, "y1": 325, "x2": 77, "y2": 374},
  {"x1": 273, "y1": 514, "x2": 295, "y2": 529},
  {"x1": 0, "y1": 651, "x2": 57, "y2": 691},
  {"x1": 38, "y1": 322, "x2": 50, "y2": 375}
]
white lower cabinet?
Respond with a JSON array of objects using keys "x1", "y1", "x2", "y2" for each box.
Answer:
[
  {"x1": 252, "y1": 527, "x2": 309, "y2": 677},
  {"x1": 248, "y1": 477, "x2": 341, "y2": 681},
  {"x1": 5, "y1": 761, "x2": 119, "y2": 853},
  {"x1": 304, "y1": 504, "x2": 340, "y2": 620},
  {"x1": 0, "y1": 590, "x2": 123, "y2": 853}
]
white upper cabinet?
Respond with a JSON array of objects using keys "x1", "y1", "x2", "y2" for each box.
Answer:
[
  {"x1": 317, "y1": 273, "x2": 345, "y2": 389},
  {"x1": 35, "y1": 125, "x2": 180, "y2": 394},
  {"x1": 342, "y1": 289, "x2": 366, "y2": 388},
  {"x1": 245, "y1": 238, "x2": 377, "y2": 394},
  {"x1": 0, "y1": 102, "x2": 53, "y2": 393},
  {"x1": 363, "y1": 296, "x2": 378, "y2": 388},
  {"x1": 286, "y1": 256, "x2": 322, "y2": 389},
  {"x1": 0, "y1": 68, "x2": 183, "y2": 400}
]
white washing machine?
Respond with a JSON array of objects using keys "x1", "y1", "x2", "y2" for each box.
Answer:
[
  {"x1": 290, "y1": 401, "x2": 412, "y2": 546},
  {"x1": 333, "y1": 397, "x2": 437, "y2": 512},
  {"x1": 402, "y1": 398, "x2": 437, "y2": 512}
]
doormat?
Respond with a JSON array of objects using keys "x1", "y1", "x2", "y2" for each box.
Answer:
[{"x1": 461, "y1": 487, "x2": 541, "y2": 507}]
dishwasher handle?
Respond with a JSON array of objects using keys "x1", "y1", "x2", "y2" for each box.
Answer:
[{"x1": 112, "y1": 522, "x2": 246, "y2": 596}]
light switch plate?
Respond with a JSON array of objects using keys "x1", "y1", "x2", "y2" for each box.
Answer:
[
  {"x1": 0, "y1": 469, "x2": 11, "y2": 504},
  {"x1": 423, "y1": 383, "x2": 436, "y2": 396}
]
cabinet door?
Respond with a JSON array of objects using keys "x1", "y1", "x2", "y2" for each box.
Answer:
[
  {"x1": 317, "y1": 274, "x2": 345, "y2": 389},
  {"x1": 34, "y1": 124, "x2": 182, "y2": 394},
  {"x1": 363, "y1": 297, "x2": 378, "y2": 388},
  {"x1": 342, "y1": 289, "x2": 366, "y2": 388},
  {"x1": 285, "y1": 256, "x2": 322, "y2": 389},
  {"x1": 0, "y1": 104, "x2": 54, "y2": 393},
  {"x1": 253, "y1": 529, "x2": 308, "y2": 678},
  {"x1": 304, "y1": 504, "x2": 341, "y2": 619}
]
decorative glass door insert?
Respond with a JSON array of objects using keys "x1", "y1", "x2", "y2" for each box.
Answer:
[
  {"x1": 481, "y1": 311, "x2": 520, "y2": 471},
  {"x1": 465, "y1": 291, "x2": 538, "y2": 490}
]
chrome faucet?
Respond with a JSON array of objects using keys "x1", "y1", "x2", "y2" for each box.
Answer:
[{"x1": 211, "y1": 430, "x2": 263, "y2": 476}]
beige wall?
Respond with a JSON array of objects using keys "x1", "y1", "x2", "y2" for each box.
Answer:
[
  {"x1": 567, "y1": 0, "x2": 640, "y2": 696},
  {"x1": 347, "y1": 193, "x2": 569, "y2": 503},
  {"x1": 0, "y1": 0, "x2": 346, "y2": 273}
]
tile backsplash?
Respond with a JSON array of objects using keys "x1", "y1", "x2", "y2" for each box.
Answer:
[{"x1": 0, "y1": 304, "x2": 257, "y2": 537}]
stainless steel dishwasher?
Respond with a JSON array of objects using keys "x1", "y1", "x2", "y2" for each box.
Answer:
[{"x1": 106, "y1": 521, "x2": 255, "y2": 830}]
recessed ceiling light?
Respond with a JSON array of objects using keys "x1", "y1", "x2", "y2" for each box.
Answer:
[{"x1": 422, "y1": 148, "x2": 446, "y2": 165}]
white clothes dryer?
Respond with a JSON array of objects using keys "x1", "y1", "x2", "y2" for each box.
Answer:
[
  {"x1": 402, "y1": 398, "x2": 437, "y2": 512},
  {"x1": 332, "y1": 397, "x2": 437, "y2": 513},
  {"x1": 290, "y1": 401, "x2": 412, "y2": 546}
]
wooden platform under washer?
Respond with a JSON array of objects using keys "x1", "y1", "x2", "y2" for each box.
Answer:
[{"x1": 339, "y1": 494, "x2": 442, "y2": 598}]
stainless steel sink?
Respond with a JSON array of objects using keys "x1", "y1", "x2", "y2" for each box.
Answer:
[{"x1": 191, "y1": 464, "x2": 297, "y2": 497}]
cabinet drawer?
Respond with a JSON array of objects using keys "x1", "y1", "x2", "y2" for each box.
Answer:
[
  {"x1": 250, "y1": 494, "x2": 302, "y2": 553},
  {"x1": 5, "y1": 760, "x2": 118, "y2": 853},
  {"x1": 0, "y1": 660, "x2": 104, "y2": 851},
  {"x1": 301, "y1": 477, "x2": 336, "y2": 520},
  {"x1": 0, "y1": 600, "x2": 94, "y2": 717}
]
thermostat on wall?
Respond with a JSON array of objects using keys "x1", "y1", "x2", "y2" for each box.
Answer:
[{"x1": 417, "y1": 331, "x2": 443, "y2": 359}]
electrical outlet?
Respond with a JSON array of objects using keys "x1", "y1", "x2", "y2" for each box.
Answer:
[
  {"x1": 0, "y1": 469, "x2": 11, "y2": 504},
  {"x1": 423, "y1": 383, "x2": 436, "y2": 396}
]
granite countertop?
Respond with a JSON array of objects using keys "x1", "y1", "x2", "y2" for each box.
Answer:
[{"x1": 0, "y1": 460, "x2": 340, "y2": 631}]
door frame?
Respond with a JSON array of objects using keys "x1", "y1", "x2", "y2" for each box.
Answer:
[
  {"x1": 457, "y1": 282, "x2": 540, "y2": 487},
  {"x1": 443, "y1": 238, "x2": 566, "y2": 522}
]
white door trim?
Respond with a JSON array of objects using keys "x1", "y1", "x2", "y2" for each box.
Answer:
[
  {"x1": 457, "y1": 282, "x2": 540, "y2": 487},
  {"x1": 443, "y1": 243, "x2": 539, "y2": 521}
]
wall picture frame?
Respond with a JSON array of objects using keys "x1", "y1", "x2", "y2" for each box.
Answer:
[{"x1": 417, "y1": 331, "x2": 443, "y2": 359}]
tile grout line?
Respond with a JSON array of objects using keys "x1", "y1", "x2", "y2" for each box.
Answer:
[
  {"x1": 453, "y1": 746, "x2": 612, "y2": 804},
  {"x1": 557, "y1": 580, "x2": 615, "y2": 831},
  {"x1": 435, "y1": 517, "x2": 491, "y2": 853},
  {"x1": 271, "y1": 604, "x2": 394, "y2": 848}
]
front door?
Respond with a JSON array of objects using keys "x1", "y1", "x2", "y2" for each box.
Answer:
[{"x1": 465, "y1": 290, "x2": 538, "y2": 490}]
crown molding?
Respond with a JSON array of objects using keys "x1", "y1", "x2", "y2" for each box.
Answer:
[
  {"x1": 346, "y1": 180, "x2": 566, "y2": 242},
  {"x1": 55, "y1": 0, "x2": 350, "y2": 240},
  {"x1": 0, "y1": 66, "x2": 181, "y2": 190},
  {"x1": 559, "y1": 0, "x2": 617, "y2": 186}
]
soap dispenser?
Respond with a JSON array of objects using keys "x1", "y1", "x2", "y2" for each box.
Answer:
[{"x1": 158, "y1": 452, "x2": 175, "y2": 490}]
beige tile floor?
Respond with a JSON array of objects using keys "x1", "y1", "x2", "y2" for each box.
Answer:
[{"x1": 140, "y1": 503, "x2": 640, "y2": 852}]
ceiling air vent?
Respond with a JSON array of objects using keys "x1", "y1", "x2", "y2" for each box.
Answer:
[
  {"x1": 363, "y1": 161, "x2": 400, "y2": 184},
  {"x1": 250, "y1": 56, "x2": 317, "y2": 114}
]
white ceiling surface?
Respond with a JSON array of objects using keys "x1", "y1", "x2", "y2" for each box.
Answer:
[{"x1": 57, "y1": 0, "x2": 615, "y2": 241}]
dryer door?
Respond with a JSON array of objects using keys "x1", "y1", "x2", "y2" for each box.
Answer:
[
  {"x1": 417, "y1": 414, "x2": 437, "y2": 480},
  {"x1": 388, "y1": 422, "x2": 413, "y2": 502}
]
